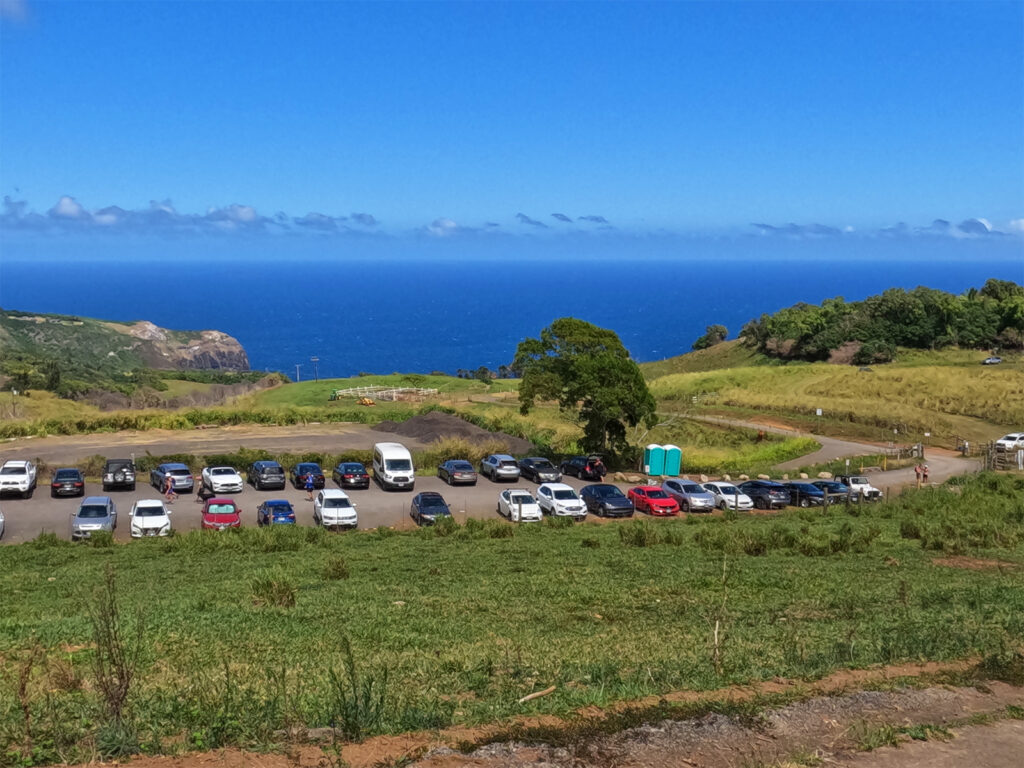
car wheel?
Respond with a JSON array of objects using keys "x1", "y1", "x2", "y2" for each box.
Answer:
[
  {"x1": 719, "y1": 500, "x2": 727, "y2": 510},
  {"x1": 681, "y1": 500, "x2": 689, "y2": 513},
  {"x1": 51, "y1": 488, "x2": 57, "y2": 498},
  {"x1": 755, "y1": 497, "x2": 766, "y2": 510},
  {"x1": 129, "y1": 483, "x2": 135, "y2": 491},
  {"x1": 799, "y1": 497, "x2": 810, "y2": 508}
]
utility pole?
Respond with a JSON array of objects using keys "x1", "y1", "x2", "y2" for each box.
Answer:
[
  {"x1": 295, "y1": 364, "x2": 301, "y2": 382},
  {"x1": 311, "y1": 356, "x2": 320, "y2": 382}
]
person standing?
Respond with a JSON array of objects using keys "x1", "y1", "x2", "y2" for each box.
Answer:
[
  {"x1": 922, "y1": 464, "x2": 929, "y2": 482},
  {"x1": 164, "y1": 474, "x2": 177, "y2": 503},
  {"x1": 304, "y1": 471, "x2": 315, "y2": 501}
]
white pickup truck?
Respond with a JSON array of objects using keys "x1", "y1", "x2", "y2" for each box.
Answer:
[
  {"x1": 0, "y1": 460, "x2": 38, "y2": 498},
  {"x1": 837, "y1": 474, "x2": 882, "y2": 501}
]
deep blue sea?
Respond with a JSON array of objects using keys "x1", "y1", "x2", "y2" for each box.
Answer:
[{"x1": 2, "y1": 255, "x2": 1022, "y2": 378}]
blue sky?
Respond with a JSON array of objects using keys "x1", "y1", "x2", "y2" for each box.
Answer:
[{"x1": 1, "y1": 0, "x2": 1022, "y2": 255}]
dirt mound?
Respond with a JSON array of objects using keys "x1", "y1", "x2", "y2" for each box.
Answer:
[{"x1": 372, "y1": 411, "x2": 534, "y2": 454}]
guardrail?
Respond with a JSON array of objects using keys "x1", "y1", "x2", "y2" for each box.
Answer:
[{"x1": 329, "y1": 386, "x2": 439, "y2": 402}]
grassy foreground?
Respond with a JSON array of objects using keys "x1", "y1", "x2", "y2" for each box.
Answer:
[{"x1": 1, "y1": 473, "x2": 1022, "y2": 763}]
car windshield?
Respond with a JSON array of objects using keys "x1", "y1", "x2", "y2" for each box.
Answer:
[
  {"x1": 386, "y1": 459, "x2": 412, "y2": 471},
  {"x1": 324, "y1": 498, "x2": 352, "y2": 508},
  {"x1": 682, "y1": 484, "x2": 705, "y2": 493},
  {"x1": 532, "y1": 460, "x2": 554, "y2": 469},
  {"x1": 849, "y1": 477, "x2": 869, "y2": 484},
  {"x1": 297, "y1": 464, "x2": 320, "y2": 473},
  {"x1": 450, "y1": 461, "x2": 473, "y2": 471},
  {"x1": 135, "y1": 504, "x2": 164, "y2": 517},
  {"x1": 206, "y1": 504, "x2": 236, "y2": 515},
  {"x1": 1, "y1": 466, "x2": 26, "y2": 475},
  {"x1": 500, "y1": 460, "x2": 518, "y2": 468},
  {"x1": 341, "y1": 463, "x2": 364, "y2": 472},
  {"x1": 211, "y1": 468, "x2": 235, "y2": 475},
  {"x1": 715, "y1": 485, "x2": 740, "y2": 495},
  {"x1": 270, "y1": 506, "x2": 294, "y2": 515},
  {"x1": 263, "y1": 466, "x2": 283, "y2": 474},
  {"x1": 55, "y1": 470, "x2": 80, "y2": 479},
  {"x1": 645, "y1": 489, "x2": 671, "y2": 499},
  {"x1": 510, "y1": 494, "x2": 535, "y2": 505},
  {"x1": 553, "y1": 489, "x2": 578, "y2": 500},
  {"x1": 420, "y1": 496, "x2": 447, "y2": 509},
  {"x1": 78, "y1": 505, "x2": 108, "y2": 518},
  {"x1": 594, "y1": 486, "x2": 623, "y2": 498},
  {"x1": 169, "y1": 469, "x2": 191, "y2": 477}
]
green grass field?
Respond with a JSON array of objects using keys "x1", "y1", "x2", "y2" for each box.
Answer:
[
  {"x1": 1, "y1": 473, "x2": 1022, "y2": 764},
  {"x1": 647, "y1": 357, "x2": 1023, "y2": 445}
]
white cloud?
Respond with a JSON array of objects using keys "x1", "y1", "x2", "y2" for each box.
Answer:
[
  {"x1": 426, "y1": 217, "x2": 459, "y2": 237},
  {"x1": 1007, "y1": 219, "x2": 1024, "y2": 233},
  {"x1": 49, "y1": 196, "x2": 87, "y2": 219}
]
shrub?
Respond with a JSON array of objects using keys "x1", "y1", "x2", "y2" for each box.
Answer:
[
  {"x1": 250, "y1": 571, "x2": 298, "y2": 608},
  {"x1": 324, "y1": 556, "x2": 350, "y2": 581},
  {"x1": 327, "y1": 636, "x2": 390, "y2": 742},
  {"x1": 619, "y1": 521, "x2": 659, "y2": 548}
]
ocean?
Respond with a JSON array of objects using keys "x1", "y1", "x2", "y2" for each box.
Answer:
[{"x1": 2, "y1": 254, "x2": 1022, "y2": 378}]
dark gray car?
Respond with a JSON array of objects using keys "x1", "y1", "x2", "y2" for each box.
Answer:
[
  {"x1": 71, "y1": 496, "x2": 117, "y2": 540},
  {"x1": 580, "y1": 484, "x2": 634, "y2": 517}
]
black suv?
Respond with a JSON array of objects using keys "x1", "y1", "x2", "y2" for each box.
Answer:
[
  {"x1": 247, "y1": 460, "x2": 287, "y2": 490},
  {"x1": 737, "y1": 480, "x2": 790, "y2": 510},
  {"x1": 518, "y1": 457, "x2": 562, "y2": 483},
  {"x1": 559, "y1": 455, "x2": 607, "y2": 480},
  {"x1": 102, "y1": 459, "x2": 136, "y2": 491}
]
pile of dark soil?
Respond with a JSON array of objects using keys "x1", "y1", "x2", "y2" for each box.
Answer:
[{"x1": 372, "y1": 411, "x2": 533, "y2": 454}]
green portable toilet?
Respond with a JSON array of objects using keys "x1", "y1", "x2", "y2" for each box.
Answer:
[
  {"x1": 643, "y1": 444, "x2": 665, "y2": 476},
  {"x1": 663, "y1": 444, "x2": 682, "y2": 477}
]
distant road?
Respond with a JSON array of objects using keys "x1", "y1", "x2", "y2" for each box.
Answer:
[{"x1": 681, "y1": 413, "x2": 982, "y2": 486}]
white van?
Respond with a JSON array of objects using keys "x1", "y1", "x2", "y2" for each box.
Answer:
[{"x1": 373, "y1": 442, "x2": 415, "y2": 491}]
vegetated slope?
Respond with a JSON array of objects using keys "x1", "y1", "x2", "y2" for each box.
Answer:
[
  {"x1": 640, "y1": 340, "x2": 773, "y2": 378},
  {"x1": 0, "y1": 473, "x2": 1021, "y2": 765},
  {"x1": 0, "y1": 308, "x2": 250, "y2": 395},
  {"x1": 648, "y1": 358, "x2": 1024, "y2": 443}
]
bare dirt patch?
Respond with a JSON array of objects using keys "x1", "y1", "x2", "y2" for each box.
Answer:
[
  {"x1": 372, "y1": 411, "x2": 534, "y2": 453},
  {"x1": 933, "y1": 556, "x2": 1019, "y2": 572}
]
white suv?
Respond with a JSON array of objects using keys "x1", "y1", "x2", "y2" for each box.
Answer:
[
  {"x1": 0, "y1": 460, "x2": 37, "y2": 498},
  {"x1": 130, "y1": 499, "x2": 172, "y2": 537},
  {"x1": 536, "y1": 482, "x2": 586, "y2": 519},
  {"x1": 313, "y1": 489, "x2": 358, "y2": 530},
  {"x1": 995, "y1": 433, "x2": 1024, "y2": 453}
]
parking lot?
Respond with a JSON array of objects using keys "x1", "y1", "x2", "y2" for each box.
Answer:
[{"x1": 0, "y1": 472, "x2": 637, "y2": 543}]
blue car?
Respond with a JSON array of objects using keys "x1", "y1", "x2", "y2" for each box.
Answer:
[{"x1": 257, "y1": 499, "x2": 296, "y2": 526}]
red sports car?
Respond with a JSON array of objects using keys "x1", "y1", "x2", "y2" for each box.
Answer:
[
  {"x1": 202, "y1": 498, "x2": 242, "y2": 530},
  {"x1": 627, "y1": 485, "x2": 680, "y2": 516}
]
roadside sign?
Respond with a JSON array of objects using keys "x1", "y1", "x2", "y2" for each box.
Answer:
[{"x1": 816, "y1": 408, "x2": 823, "y2": 416}]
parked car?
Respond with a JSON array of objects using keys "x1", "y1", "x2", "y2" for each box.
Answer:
[
  {"x1": 129, "y1": 499, "x2": 172, "y2": 538},
  {"x1": 258, "y1": 499, "x2": 296, "y2": 527},
  {"x1": 811, "y1": 479, "x2": 852, "y2": 504},
  {"x1": 783, "y1": 481, "x2": 827, "y2": 507},
  {"x1": 332, "y1": 461, "x2": 371, "y2": 490},
  {"x1": 536, "y1": 482, "x2": 587, "y2": 519},
  {"x1": 0, "y1": 460, "x2": 37, "y2": 498},
  {"x1": 518, "y1": 457, "x2": 562, "y2": 484},
  {"x1": 291, "y1": 462, "x2": 325, "y2": 490},
  {"x1": 437, "y1": 459, "x2": 478, "y2": 486},
  {"x1": 50, "y1": 468, "x2": 85, "y2": 498},
  {"x1": 201, "y1": 498, "x2": 241, "y2": 530},
  {"x1": 836, "y1": 475, "x2": 883, "y2": 501},
  {"x1": 995, "y1": 433, "x2": 1024, "y2": 452},
  {"x1": 247, "y1": 460, "x2": 287, "y2": 490},
  {"x1": 480, "y1": 454, "x2": 521, "y2": 482},
  {"x1": 102, "y1": 458, "x2": 136, "y2": 491},
  {"x1": 982, "y1": 356, "x2": 1003, "y2": 365},
  {"x1": 701, "y1": 481, "x2": 754, "y2": 511},
  {"x1": 71, "y1": 496, "x2": 117, "y2": 540},
  {"x1": 559, "y1": 455, "x2": 607, "y2": 480},
  {"x1": 661, "y1": 479, "x2": 716, "y2": 513},
  {"x1": 627, "y1": 485, "x2": 680, "y2": 516},
  {"x1": 314, "y1": 489, "x2": 358, "y2": 530},
  {"x1": 202, "y1": 466, "x2": 244, "y2": 494},
  {"x1": 497, "y1": 488, "x2": 543, "y2": 522},
  {"x1": 151, "y1": 463, "x2": 194, "y2": 493},
  {"x1": 738, "y1": 480, "x2": 790, "y2": 510},
  {"x1": 580, "y1": 484, "x2": 634, "y2": 518},
  {"x1": 410, "y1": 491, "x2": 451, "y2": 526}
]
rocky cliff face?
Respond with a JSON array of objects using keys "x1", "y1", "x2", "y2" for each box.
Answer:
[{"x1": 123, "y1": 322, "x2": 250, "y2": 370}]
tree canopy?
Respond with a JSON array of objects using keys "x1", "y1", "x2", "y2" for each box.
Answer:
[
  {"x1": 740, "y1": 280, "x2": 1024, "y2": 362},
  {"x1": 692, "y1": 324, "x2": 728, "y2": 350},
  {"x1": 513, "y1": 318, "x2": 656, "y2": 456}
]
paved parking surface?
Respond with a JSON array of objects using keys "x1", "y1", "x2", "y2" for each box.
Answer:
[{"x1": 0, "y1": 473, "x2": 630, "y2": 543}]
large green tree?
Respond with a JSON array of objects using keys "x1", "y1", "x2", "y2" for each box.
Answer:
[{"x1": 513, "y1": 318, "x2": 656, "y2": 455}]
